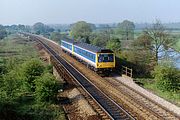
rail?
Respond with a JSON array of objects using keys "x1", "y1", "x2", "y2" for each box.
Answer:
[{"x1": 27, "y1": 34, "x2": 134, "y2": 120}]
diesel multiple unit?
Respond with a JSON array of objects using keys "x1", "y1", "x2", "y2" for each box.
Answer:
[{"x1": 60, "y1": 38, "x2": 115, "y2": 74}]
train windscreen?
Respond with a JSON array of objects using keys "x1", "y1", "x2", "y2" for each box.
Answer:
[{"x1": 98, "y1": 54, "x2": 114, "y2": 62}]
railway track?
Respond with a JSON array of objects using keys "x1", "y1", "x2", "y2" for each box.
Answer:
[
  {"x1": 105, "y1": 77, "x2": 180, "y2": 120},
  {"x1": 30, "y1": 35, "x2": 134, "y2": 120},
  {"x1": 25, "y1": 34, "x2": 180, "y2": 120}
]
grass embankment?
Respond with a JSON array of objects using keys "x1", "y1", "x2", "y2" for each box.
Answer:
[
  {"x1": 136, "y1": 78, "x2": 180, "y2": 107},
  {"x1": 0, "y1": 34, "x2": 66, "y2": 120},
  {"x1": 173, "y1": 39, "x2": 180, "y2": 51}
]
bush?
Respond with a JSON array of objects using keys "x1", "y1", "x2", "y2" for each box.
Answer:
[
  {"x1": 22, "y1": 59, "x2": 45, "y2": 91},
  {"x1": 0, "y1": 65, "x2": 7, "y2": 75},
  {"x1": 35, "y1": 73, "x2": 60, "y2": 103},
  {"x1": 152, "y1": 65, "x2": 180, "y2": 92},
  {"x1": 1, "y1": 70, "x2": 26, "y2": 101}
]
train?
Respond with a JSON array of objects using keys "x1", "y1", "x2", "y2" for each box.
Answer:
[{"x1": 60, "y1": 38, "x2": 115, "y2": 75}]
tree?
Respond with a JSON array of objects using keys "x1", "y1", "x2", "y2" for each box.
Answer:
[
  {"x1": 106, "y1": 37, "x2": 121, "y2": 52},
  {"x1": 142, "y1": 20, "x2": 175, "y2": 64},
  {"x1": 152, "y1": 64, "x2": 180, "y2": 92},
  {"x1": 89, "y1": 23, "x2": 96, "y2": 30},
  {"x1": 33, "y1": 22, "x2": 54, "y2": 35},
  {"x1": 18, "y1": 24, "x2": 26, "y2": 31},
  {"x1": 118, "y1": 20, "x2": 135, "y2": 40},
  {"x1": 102, "y1": 25, "x2": 113, "y2": 41},
  {"x1": 1, "y1": 70, "x2": 25, "y2": 100},
  {"x1": 70, "y1": 21, "x2": 92, "y2": 43},
  {"x1": 33, "y1": 22, "x2": 46, "y2": 34},
  {"x1": 22, "y1": 59, "x2": 45, "y2": 91},
  {"x1": 50, "y1": 32, "x2": 62, "y2": 42},
  {"x1": 0, "y1": 25, "x2": 7, "y2": 40},
  {"x1": 35, "y1": 73, "x2": 60, "y2": 102},
  {"x1": 132, "y1": 35, "x2": 155, "y2": 74},
  {"x1": 91, "y1": 32, "x2": 109, "y2": 47},
  {"x1": 90, "y1": 26, "x2": 113, "y2": 48}
]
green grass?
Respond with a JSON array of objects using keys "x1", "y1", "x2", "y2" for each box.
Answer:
[
  {"x1": 144, "y1": 84, "x2": 180, "y2": 106},
  {"x1": 173, "y1": 39, "x2": 180, "y2": 51},
  {"x1": 0, "y1": 34, "x2": 38, "y2": 59}
]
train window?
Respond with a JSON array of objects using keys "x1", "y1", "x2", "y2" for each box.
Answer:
[
  {"x1": 98, "y1": 54, "x2": 114, "y2": 62},
  {"x1": 98, "y1": 54, "x2": 103, "y2": 62},
  {"x1": 108, "y1": 54, "x2": 114, "y2": 62}
]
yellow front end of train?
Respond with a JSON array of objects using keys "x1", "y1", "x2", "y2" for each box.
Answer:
[{"x1": 96, "y1": 53, "x2": 115, "y2": 69}]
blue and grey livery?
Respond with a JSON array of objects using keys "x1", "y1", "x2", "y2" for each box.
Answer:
[{"x1": 60, "y1": 38, "x2": 115, "y2": 72}]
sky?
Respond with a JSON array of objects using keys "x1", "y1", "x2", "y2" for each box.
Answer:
[{"x1": 0, "y1": 0, "x2": 180, "y2": 25}]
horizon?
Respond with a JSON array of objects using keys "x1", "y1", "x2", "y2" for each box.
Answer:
[{"x1": 2, "y1": 22, "x2": 180, "y2": 26}]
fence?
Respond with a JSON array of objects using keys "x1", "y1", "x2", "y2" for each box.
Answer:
[{"x1": 122, "y1": 66, "x2": 133, "y2": 78}]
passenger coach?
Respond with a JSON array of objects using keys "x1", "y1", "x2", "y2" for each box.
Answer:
[{"x1": 61, "y1": 38, "x2": 115, "y2": 75}]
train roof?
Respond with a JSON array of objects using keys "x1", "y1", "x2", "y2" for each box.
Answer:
[
  {"x1": 61, "y1": 38, "x2": 113, "y2": 53},
  {"x1": 61, "y1": 38, "x2": 74, "y2": 44}
]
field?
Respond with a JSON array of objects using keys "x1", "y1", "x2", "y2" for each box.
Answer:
[
  {"x1": 173, "y1": 38, "x2": 180, "y2": 51},
  {"x1": 0, "y1": 35, "x2": 38, "y2": 60}
]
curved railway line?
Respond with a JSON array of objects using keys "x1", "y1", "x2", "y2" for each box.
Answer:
[
  {"x1": 31, "y1": 35, "x2": 134, "y2": 120},
  {"x1": 24, "y1": 33, "x2": 180, "y2": 120}
]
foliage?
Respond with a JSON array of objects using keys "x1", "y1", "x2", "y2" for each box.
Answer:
[
  {"x1": 22, "y1": 59, "x2": 45, "y2": 91},
  {"x1": 152, "y1": 64, "x2": 180, "y2": 92},
  {"x1": 0, "y1": 25, "x2": 7, "y2": 40},
  {"x1": 173, "y1": 38, "x2": 180, "y2": 51},
  {"x1": 117, "y1": 20, "x2": 135, "y2": 40},
  {"x1": 45, "y1": 64, "x2": 53, "y2": 73},
  {"x1": 106, "y1": 37, "x2": 121, "y2": 52},
  {"x1": 128, "y1": 36, "x2": 156, "y2": 76},
  {"x1": 70, "y1": 21, "x2": 92, "y2": 43},
  {"x1": 91, "y1": 32, "x2": 108, "y2": 47},
  {"x1": 4, "y1": 24, "x2": 31, "y2": 34},
  {"x1": 33, "y1": 22, "x2": 45, "y2": 34},
  {"x1": 125, "y1": 20, "x2": 177, "y2": 76},
  {"x1": 1, "y1": 70, "x2": 27, "y2": 101},
  {"x1": 134, "y1": 34, "x2": 152, "y2": 49},
  {"x1": 135, "y1": 78, "x2": 180, "y2": 106},
  {"x1": 0, "y1": 34, "x2": 65, "y2": 120},
  {"x1": 142, "y1": 20, "x2": 176, "y2": 63},
  {"x1": 35, "y1": 73, "x2": 60, "y2": 103},
  {"x1": 17, "y1": 103, "x2": 65, "y2": 120},
  {"x1": 0, "y1": 64, "x2": 7, "y2": 75},
  {"x1": 90, "y1": 27, "x2": 113, "y2": 48},
  {"x1": 89, "y1": 23, "x2": 96, "y2": 30},
  {"x1": 50, "y1": 32, "x2": 62, "y2": 42},
  {"x1": 5, "y1": 57, "x2": 21, "y2": 71},
  {"x1": 33, "y1": 22, "x2": 54, "y2": 35},
  {"x1": 0, "y1": 59, "x2": 63, "y2": 119}
]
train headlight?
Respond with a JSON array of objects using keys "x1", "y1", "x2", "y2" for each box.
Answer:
[{"x1": 97, "y1": 64, "x2": 101, "y2": 67}]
